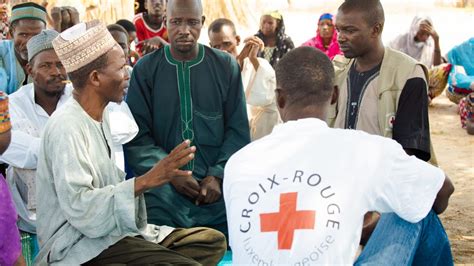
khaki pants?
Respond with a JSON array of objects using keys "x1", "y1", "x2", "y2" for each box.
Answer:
[{"x1": 84, "y1": 227, "x2": 227, "y2": 265}]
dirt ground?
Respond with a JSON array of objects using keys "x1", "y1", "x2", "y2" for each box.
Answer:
[{"x1": 430, "y1": 93, "x2": 474, "y2": 264}]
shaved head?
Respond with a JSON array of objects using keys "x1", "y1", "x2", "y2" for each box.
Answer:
[
  {"x1": 166, "y1": 0, "x2": 203, "y2": 17},
  {"x1": 276, "y1": 46, "x2": 335, "y2": 106},
  {"x1": 338, "y1": 0, "x2": 385, "y2": 26},
  {"x1": 165, "y1": 0, "x2": 205, "y2": 60}
]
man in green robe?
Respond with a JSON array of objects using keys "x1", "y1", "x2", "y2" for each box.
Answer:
[{"x1": 125, "y1": 0, "x2": 250, "y2": 236}]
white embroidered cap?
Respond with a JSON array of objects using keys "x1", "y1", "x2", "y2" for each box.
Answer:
[{"x1": 52, "y1": 20, "x2": 116, "y2": 73}]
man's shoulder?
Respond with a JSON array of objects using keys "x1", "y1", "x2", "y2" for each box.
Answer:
[
  {"x1": 204, "y1": 45, "x2": 234, "y2": 63},
  {"x1": 255, "y1": 57, "x2": 273, "y2": 68},
  {"x1": 333, "y1": 54, "x2": 353, "y2": 79},
  {"x1": 45, "y1": 100, "x2": 86, "y2": 137},
  {"x1": 203, "y1": 45, "x2": 239, "y2": 75},
  {"x1": 383, "y1": 47, "x2": 419, "y2": 67},
  {"x1": 226, "y1": 134, "x2": 272, "y2": 168},
  {"x1": 9, "y1": 83, "x2": 33, "y2": 102},
  {"x1": 382, "y1": 47, "x2": 428, "y2": 83},
  {"x1": 0, "y1": 39, "x2": 13, "y2": 54},
  {"x1": 8, "y1": 84, "x2": 34, "y2": 114},
  {"x1": 225, "y1": 126, "x2": 393, "y2": 175},
  {"x1": 133, "y1": 13, "x2": 144, "y2": 24},
  {"x1": 0, "y1": 40, "x2": 13, "y2": 66},
  {"x1": 133, "y1": 48, "x2": 164, "y2": 69}
]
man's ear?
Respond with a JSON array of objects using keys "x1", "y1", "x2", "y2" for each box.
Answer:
[
  {"x1": 235, "y1": 35, "x2": 241, "y2": 46},
  {"x1": 8, "y1": 25, "x2": 14, "y2": 37},
  {"x1": 372, "y1": 22, "x2": 383, "y2": 37},
  {"x1": 163, "y1": 15, "x2": 167, "y2": 27},
  {"x1": 89, "y1": 70, "x2": 101, "y2": 88},
  {"x1": 330, "y1": 85, "x2": 339, "y2": 105},
  {"x1": 201, "y1": 16, "x2": 206, "y2": 25},
  {"x1": 26, "y1": 62, "x2": 33, "y2": 76},
  {"x1": 276, "y1": 88, "x2": 288, "y2": 122},
  {"x1": 275, "y1": 88, "x2": 286, "y2": 109}
]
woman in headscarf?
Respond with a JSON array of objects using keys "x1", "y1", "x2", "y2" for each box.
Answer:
[
  {"x1": 440, "y1": 37, "x2": 474, "y2": 132},
  {"x1": 255, "y1": 10, "x2": 294, "y2": 68},
  {"x1": 301, "y1": 13, "x2": 342, "y2": 60},
  {"x1": 389, "y1": 15, "x2": 442, "y2": 68},
  {"x1": 447, "y1": 37, "x2": 474, "y2": 94}
]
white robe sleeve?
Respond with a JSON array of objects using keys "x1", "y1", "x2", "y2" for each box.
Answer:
[
  {"x1": 0, "y1": 105, "x2": 41, "y2": 169},
  {"x1": 245, "y1": 58, "x2": 276, "y2": 107},
  {"x1": 107, "y1": 102, "x2": 139, "y2": 146},
  {"x1": 48, "y1": 128, "x2": 139, "y2": 239}
]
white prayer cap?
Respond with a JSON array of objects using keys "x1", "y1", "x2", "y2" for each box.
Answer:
[
  {"x1": 27, "y1": 30, "x2": 59, "y2": 62},
  {"x1": 52, "y1": 20, "x2": 116, "y2": 73}
]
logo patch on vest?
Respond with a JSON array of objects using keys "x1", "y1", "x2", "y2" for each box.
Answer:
[{"x1": 386, "y1": 113, "x2": 396, "y2": 131}]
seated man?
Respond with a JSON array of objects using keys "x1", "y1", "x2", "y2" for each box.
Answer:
[
  {"x1": 125, "y1": 0, "x2": 250, "y2": 238},
  {"x1": 0, "y1": 2, "x2": 46, "y2": 94},
  {"x1": 0, "y1": 29, "x2": 69, "y2": 262},
  {"x1": 224, "y1": 47, "x2": 454, "y2": 265},
  {"x1": 208, "y1": 18, "x2": 280, "y2": 140},
  {"x1": 35, "y1": 20, "x2": 226, "y2": 265}
]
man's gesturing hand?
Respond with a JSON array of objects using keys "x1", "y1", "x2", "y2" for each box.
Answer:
[{"x1": 135, "y1": 140, "x2": 195, "y2": 196}]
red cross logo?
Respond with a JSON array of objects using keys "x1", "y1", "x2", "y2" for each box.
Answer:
[
  {"x1": 389, "y1": 115, "x2": 396, "y2": 128},
  {"x1": 260, "y1": 192, "x2": 316, "y2": 250}
]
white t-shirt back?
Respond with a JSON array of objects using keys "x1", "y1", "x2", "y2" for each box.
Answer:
[{"x1": 224, "y1": 118, "x2": 444, "y2": 265}]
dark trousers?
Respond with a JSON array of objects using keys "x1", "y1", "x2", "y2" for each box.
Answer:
[{"x1": 84, "y1": 227, "x2": 227, "y2": 265}]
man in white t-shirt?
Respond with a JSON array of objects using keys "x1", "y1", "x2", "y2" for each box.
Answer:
[{"x1": 224, "y1": 46, "x2": 454, "y2": 265}]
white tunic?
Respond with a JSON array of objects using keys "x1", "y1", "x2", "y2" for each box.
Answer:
[
  {"x1": 241, "y1": 57, "x2": 280, "y2": 141},
  {"x1": 0, "y1": 83, "x2": 72, "y2": 233},
  {"x1": 35, "y1": 98, "x2": 173, "y2": 265},
  {"x1": 0, "y1": 84, "x2": 138, "y2": 234},
  {"x1": 224, "y1": 118, "x2": 444, "y2": 265}
]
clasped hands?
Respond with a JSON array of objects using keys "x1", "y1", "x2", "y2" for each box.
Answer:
[
  {"x1": 143, "y1": 139, "x2": 222, "y2": 205},
  {"x1": 171, "y1": 175, "x2": 222, "y2": 206},
  {"x1": 237, "y1": 36, "x2": 264, "y2": 71}
]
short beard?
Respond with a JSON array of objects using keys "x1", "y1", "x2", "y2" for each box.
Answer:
[
  {"x1": 38, "y1": 85, "x2": 66, "y2": 98},
  {"x1": 174, "y1": 43, "x2": 196, "y2": 55}
]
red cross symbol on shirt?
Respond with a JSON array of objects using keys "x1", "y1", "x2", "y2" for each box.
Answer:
[{"x1": 260, "y1": 192, "x2": 316, "y2": 250}]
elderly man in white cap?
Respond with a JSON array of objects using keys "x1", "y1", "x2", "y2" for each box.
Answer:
[
  {"x1": 35, "y1": 20, "x2": 226, "y2": 265},
  {"x1": 0, "y1": 28, "x2": 69, "y2": 263}
]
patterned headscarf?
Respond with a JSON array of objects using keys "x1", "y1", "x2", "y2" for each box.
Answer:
[{"x1": 255, "y1": 10, "x2": 294, "y2": 68}]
